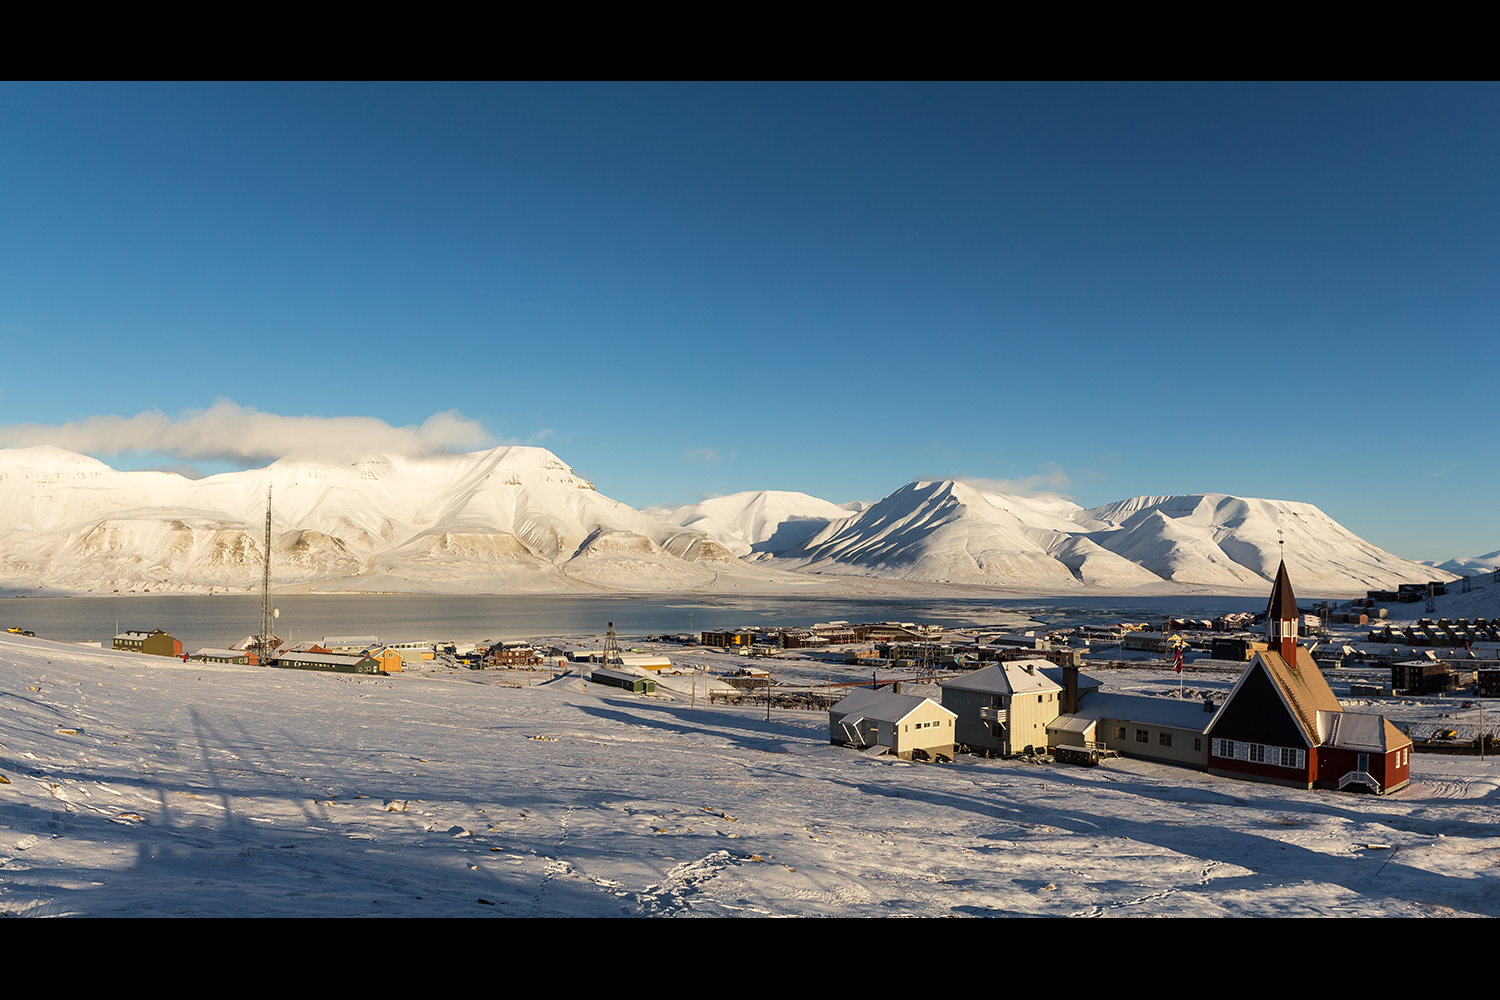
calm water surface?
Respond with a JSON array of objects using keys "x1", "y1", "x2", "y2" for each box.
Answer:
[{"x1": 0, "y1": 592, "x2": 1268, "y2": 653}]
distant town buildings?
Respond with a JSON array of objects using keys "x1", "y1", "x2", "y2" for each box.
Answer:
[{"x1": 917, "y1": 561, "x2": 1414, "y2": 795}]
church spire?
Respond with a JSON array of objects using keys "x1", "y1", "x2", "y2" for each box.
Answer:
[{"x1": 1266, "y1": 559, "x2": 1300, "y2": 663}]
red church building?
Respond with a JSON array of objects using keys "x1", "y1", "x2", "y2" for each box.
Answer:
[{"x1": 1205, "y1": 562, "x2": 1411, "y2": 795}]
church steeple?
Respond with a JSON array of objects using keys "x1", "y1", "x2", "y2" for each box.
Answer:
[{"x1": 1266, "y1": 559, "x2": 1301, "y2": 663}]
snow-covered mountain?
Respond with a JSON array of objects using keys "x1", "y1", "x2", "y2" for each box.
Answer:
[
  {"x1": 645, "y1": 491, "x2": 859, "y2": 559},
  {"x1": 0, "y1": 447, "x2": 1456, "y2": 595},
  {"x1": 0, "y1": 445, "x2": 740, "y2": 595},
  {"x1": 768, "y1": 481, "x2": 1452, "y2": 593},
  {"x1": 1428, "y1": 550, "x2": 1500, "y2": 577}
]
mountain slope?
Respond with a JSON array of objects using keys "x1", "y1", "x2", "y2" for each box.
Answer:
[
  {"x1": 1078, "y1": 493, "x2": 1446, "y2": 592},
  {"x1": 0, "y1": 445, "x2": 730, "y2": 594},
  {"x1": 769, "y1": 482, "x2": 1451, "y2": 593},
  {"x1": 0, "y1": 448, "x2": 1456, "y2": 596},
  {"x1": 645, "y1": 491, "x2": 857, "y2": 558},
  {"x1": 774, "y1": 481, "x2": 1087, "y2": 588}
]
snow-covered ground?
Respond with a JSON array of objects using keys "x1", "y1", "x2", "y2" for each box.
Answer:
[{"x1": 3, "y1": 632, "x2": 1497, "y2": 917}]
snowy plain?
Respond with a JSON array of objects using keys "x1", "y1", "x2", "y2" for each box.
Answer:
[{"x1": 3, "y1": 632, "x2": 1497, "y2": 917}]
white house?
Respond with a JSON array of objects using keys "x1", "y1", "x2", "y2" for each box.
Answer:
[{"x1": 828, "y1": 689, "x2": 957, "y2": 761}]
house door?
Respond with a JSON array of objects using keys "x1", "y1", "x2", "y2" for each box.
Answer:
[{"x1": 1357, "y1": 753, "x2": 1370, "y2": 773}]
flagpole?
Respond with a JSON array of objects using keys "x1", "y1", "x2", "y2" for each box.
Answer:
[{"x1": 1173, "y1": 638, "x2": 1184, "y2": 697}]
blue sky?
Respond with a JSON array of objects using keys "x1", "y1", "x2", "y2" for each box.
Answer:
[{"x1": 1, "y1": 83, "x2": 1494, "y2": 561}]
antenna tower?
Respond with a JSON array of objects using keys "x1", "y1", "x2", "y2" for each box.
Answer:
[
  {"x1": 603, "y1": 621, "x2": 621, "y2": 669},
  {"x1": 259, "y1": 485, "x2": 275, "y2": 660}
]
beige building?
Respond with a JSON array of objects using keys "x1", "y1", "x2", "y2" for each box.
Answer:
[
  {"x1": 828, "y1": 689, "x2": 957, "y2": 761},
  {"x1": 941, "y1": 660, "x2": 1097, "y2": 756},
  {"x1": 1048, "y1": 692, "x2": 1212, "y2": 767}
]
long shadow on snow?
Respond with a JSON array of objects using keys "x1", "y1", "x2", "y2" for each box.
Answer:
[
  {"x1": 810, "y1": 758, "x2": 1500, "y2": 911},
  {"x1": 574, "y1": 697, "x2": 825, "y2": 756},
  {"x1": 0, "y1": 770, "x2": 631, "y2": 916}
]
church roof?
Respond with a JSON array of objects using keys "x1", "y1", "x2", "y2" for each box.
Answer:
[
  {"x1": 1262, "y1": 647, "x2": 1342, "y2": 743},
  {"x1": 1208, "y1": 646, "x2": 1343, "y2": 746},
  {"x1": 1266, "y1": 560, "x2": 1301, "y2": 620}
]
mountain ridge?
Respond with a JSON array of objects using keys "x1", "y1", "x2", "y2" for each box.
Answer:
[{"x1": 0, "y1": 446, "x2": 1458, "y2": 597}]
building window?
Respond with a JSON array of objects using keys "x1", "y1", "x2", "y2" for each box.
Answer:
[
  {"x1": 1115, "y1": 727, "x2": 1126, "y2": 740},
  {"x1": 1194, "y1": 738, "x2": 1202, "y2": 752},
  {"x1": 1159, "y1": 732, "x2": 1172, "y2": 748},
  {"x1": 1136, "y1": 729, "x2": 1149, "y2": 743},
  {"x1": 1213, "y1": 739, "x2": 1304, "y2": 768}
]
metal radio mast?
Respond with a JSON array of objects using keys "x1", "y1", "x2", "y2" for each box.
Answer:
[
  {"x1": 258, "y1": 485, "x2": 276, "y2": 661},
  {"x1": 603, "y1": 621, "x2": 622, "y2": 669}
]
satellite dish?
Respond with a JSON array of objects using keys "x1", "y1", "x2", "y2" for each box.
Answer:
[{"x1": 273, "y1": 608, "x2": 280, "y2": 619}]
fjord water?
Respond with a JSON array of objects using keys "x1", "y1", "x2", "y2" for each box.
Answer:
[{"x1": 0, "y1": 593, "x2": 1268, "y2": 652}]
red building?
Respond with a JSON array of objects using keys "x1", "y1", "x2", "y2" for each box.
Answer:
[{"x1": 1206, "y1": 561, "x2": 1411, "y2": 794}]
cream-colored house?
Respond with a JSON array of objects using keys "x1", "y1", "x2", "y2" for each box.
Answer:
[
  {"x1": 941, "y1": 660, "x2": 1098, "y2": 756},
  {"x1": 828, "y1": 689, "x2": 957, "y2": 761}
]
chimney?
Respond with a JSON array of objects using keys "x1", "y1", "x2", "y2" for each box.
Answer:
[{"x1": 1062, "y1": 665, "x2": 1078, "y2": 714}]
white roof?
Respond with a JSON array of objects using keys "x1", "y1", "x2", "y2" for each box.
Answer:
[
  {"x1": 275, "y1": 652, "x2": 375, "y2": 667},
  {"x1": 941, "y1": 660, "x2": 1085, "y2": 697},
  {"x1": 322, "y1": 635, "x2": 380, "y2": 647},
  {"x1": 829, "y1": 689, "x2": 954, "y2": 725},
  {"x1": 1320, "y1": 710, "x2": 1395, "y2": 752},
  {"x1": 591, "y1": 668, "x2": 651, "y2": 684},
  {"x1": 1054, "y1": 692, "x2": 1214, "y2": 733}
]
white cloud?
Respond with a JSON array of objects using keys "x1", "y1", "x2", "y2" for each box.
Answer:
[
  {"x1": 954, "y1": 467, "x2": 1074, "y2": 499},
  {"x1": 0, "y1": 399, "x2": 495, "y2": 463}
]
